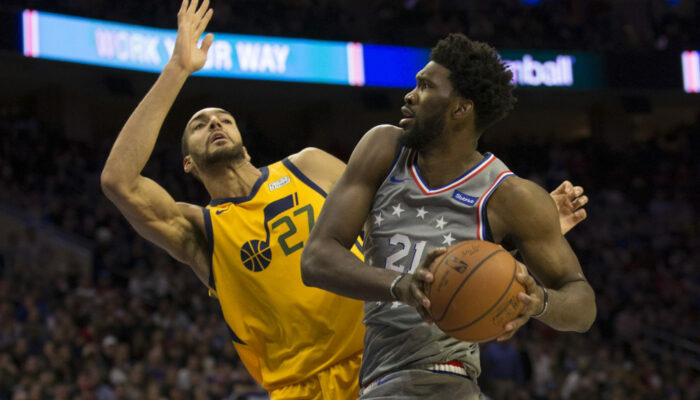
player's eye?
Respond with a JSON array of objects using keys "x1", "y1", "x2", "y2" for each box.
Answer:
[{"x1": 194, "y1": 123, "x2": 205, "y2": 130}]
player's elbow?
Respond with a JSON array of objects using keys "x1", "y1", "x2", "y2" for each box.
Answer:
[
  {"x1": 100, "y1": 168, "x2": 134, "y2": 202},
  {"x1": 100, "y1": 169, "x2": 121, "y2": 199},
  {"x1": 300, "y1": 241, "x2": 323, "y2": 288},
  {"x1": 574, "y1": 287, "x2": 597, "y2": 333}
]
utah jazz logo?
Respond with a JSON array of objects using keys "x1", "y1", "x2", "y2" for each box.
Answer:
[
  {"x1": 240, "y1": 240, "x2": 272, "y2": 272},
  {"x1": 240, "y1": 192, "x2": 315, "y2": 272}
]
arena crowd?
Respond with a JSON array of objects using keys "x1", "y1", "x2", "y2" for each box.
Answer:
[{"x1": 0, "y1": 99, "x2": 697, "y2": 399}]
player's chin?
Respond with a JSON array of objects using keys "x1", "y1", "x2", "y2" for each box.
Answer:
[{"x1": 399, "y1": 117, "x2": 415, "y2": 130}]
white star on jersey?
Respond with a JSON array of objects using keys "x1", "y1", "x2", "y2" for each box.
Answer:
[
  {"x1": 391, "y1": 204, "x2": 405, "y2": 217},
  {"x1": 416, "y1": 207, "x2": 428, "y2": 219},
  {"x1": 442, "y1": 232, "x2": 456, "y2": 246},
  {"x1": 390, "y1": 301, "x2": 402, "y2": 309},
  {"x1": 435, "y1": 216, "x2": 447, "y2": 230},
  {"x1": 374, "y1": 213, "x2": 384, "y2": 226}
]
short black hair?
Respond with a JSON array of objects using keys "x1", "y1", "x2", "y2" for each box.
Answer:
[{"x1": 430, "y1": 33, "x2": 516, "y2": 133}]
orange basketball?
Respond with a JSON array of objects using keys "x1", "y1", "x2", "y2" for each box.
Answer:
[{"x1": 426, "y1": 240, "x2": 526, "y2": 343}]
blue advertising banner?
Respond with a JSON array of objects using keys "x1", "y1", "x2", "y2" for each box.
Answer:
[
  {"x1": 22, "y1": 10, "x2": 364, "y2": 86},
  {"x1": 362, "y1": 43, "x2": 603, "y2": 89},
  {"x1": 22, "y1": 9, "x2": 604, "y2": 90}
]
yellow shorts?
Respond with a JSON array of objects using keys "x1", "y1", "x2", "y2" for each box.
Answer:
[{"x1": 269, "y1": 353, "x2": 362, "y2": 400}]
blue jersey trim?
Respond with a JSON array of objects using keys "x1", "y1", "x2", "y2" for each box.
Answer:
[
  {"x1": 353, "y1": 239, "x2": 363, "y2": 253},
  {"x1": 209, "y1": 166, "x2": 270, "y2": 206},
  {"x1": 411, "y1": 152, "x2": 493, "y2": 191},
  {"x1": 282, "y1": 158, "x2": 327, "y2": 197},
  {"x1": 202, "y1": 207, "x2": 215, "y2": 290}
]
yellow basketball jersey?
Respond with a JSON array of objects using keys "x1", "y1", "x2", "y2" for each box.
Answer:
[{"x1": 203, "y1": 158, "x2": 365, "y2": 391}]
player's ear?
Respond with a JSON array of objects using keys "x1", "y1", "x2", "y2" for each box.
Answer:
[
  {"x1": 453, "y1": 98, "x2": 474, "y2": 120},
  {"x1": 183, "y1": 155, "x2": 194, "y2": 174}
]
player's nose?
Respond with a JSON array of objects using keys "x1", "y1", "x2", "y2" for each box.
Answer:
[
  {"x1": 404, "y1": 89, "x2": 416, "y2": 105},
  {"x1": 208, "y1": 117, "x2": 222, "y2": 129}
]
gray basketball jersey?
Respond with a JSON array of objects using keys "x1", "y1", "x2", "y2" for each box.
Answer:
[{"x1": 360, "y1": 146, "x2": 514, "y2": 386}]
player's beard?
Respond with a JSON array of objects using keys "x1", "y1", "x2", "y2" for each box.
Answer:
[
  {"x1": 193, "y1": 141, "x2": 246, "y2": 168},
  {"x1": 399, "y1": 112, "x2": 446, "y2": 151}
]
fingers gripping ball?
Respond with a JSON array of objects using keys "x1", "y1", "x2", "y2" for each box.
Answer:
[{"x1": 426, "y1": 240, "x2": 525, "y2": 343}]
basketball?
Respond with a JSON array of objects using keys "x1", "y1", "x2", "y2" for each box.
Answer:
[{"x1": 426, "y1": 240, "x2": 526, "y2": 343}]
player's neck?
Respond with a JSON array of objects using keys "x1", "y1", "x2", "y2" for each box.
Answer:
[
  {"x1": 201, "y1": 160, "x2": 262, "y2": 200},
  {"x1": 416, "y1": 135, "x2": 481, "y2": 188}
]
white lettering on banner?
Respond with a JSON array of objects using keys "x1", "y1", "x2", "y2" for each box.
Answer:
[
  {"x1": 115, "y1": 31, "x2": 129, "y2": 60},
  {"x1": 95, "y1": 29, "x2": 114, "y2": 58},
  {"x1": 506, "y1": 55, "x2": 574, "y2": 87},
  {"x1": 94, "y1": 29, "x2": 161, "y2": 65},
  {"x1": 236, "y1": 42, "x2": 290, "y2": 73}
]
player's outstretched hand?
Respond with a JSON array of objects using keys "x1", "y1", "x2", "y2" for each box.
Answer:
[
  {"x1": 169, "y1": 0, "x2": 214, "y2": 74},
  {"x1": 496, "y1": 262, "x2": 545, "y2": 341},
  {"x1": 395, "y1": 247, "x2": 446, "y2": 324},
  {"x1": 550, "y1": 180, "x2": 588, "y2": 235}
]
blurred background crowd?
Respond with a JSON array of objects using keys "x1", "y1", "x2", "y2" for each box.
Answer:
[
  {"x1": 1, "y1": 103, "x2": 697, "y2": 398},
  {"x1": 1, "y1": 0, "x2": 699, "y2": 51},
  {"x1": 0, "y1": 0, "x2": 699, "y2": 399}
]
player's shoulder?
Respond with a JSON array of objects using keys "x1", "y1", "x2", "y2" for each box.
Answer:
[
  {"x1": 362, "y1": 124, "x2": 403, "y2": 146},
  {"x1": 489, "y1": 176, "x2": 558, "y2": 235},
  {"x1": 287, "y1": 147, "x2": 339, "y2": 167},
  {"x1": 286, "y1": 148, "x2": 345, "y2": 194},
  {"x1": 494, "y1": 176, "x2": 551, "y2": 205},
  {"x1": 286, "y1": 147, "x2": 344, "y2": 176},
  {"x1": 352, "y1": 124, "x2": 403, "y2": 163},
  {"x1": 287, "y1": 124, "x2": 402, "y2": 176}
]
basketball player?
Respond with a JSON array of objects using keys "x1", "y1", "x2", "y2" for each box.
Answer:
[
  {"x1": 101, "y1": 1, "x2": 364, "y2": 398},
  {"x1": 301, "y1": 34, "x2": 596, "y2": 399},
  {"x1": 102, "y1": 2, "x2": 589, "y2": 399}
]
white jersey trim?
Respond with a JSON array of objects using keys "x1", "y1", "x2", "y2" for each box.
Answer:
[{"x1": 409, "y1": 152, "x2": 496, "y2": 195}]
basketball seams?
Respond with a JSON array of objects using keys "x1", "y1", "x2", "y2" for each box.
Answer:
[
  {"x1": 443, "y1": 257, "x2": 519, "y2": 333},
  {"x1": 433, "y1": 248, "x2": 505, "y2": 323}
]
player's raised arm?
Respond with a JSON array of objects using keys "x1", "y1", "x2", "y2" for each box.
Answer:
[
  {"x1": 488, "y1": 177, "x2": 596, "y2": 339},
  {"x1": 301, "y1": 126, "x2": 410, "y2": 300},
  {"x1": 100, "y1": 0, "x2": 214, "y2": 282}
]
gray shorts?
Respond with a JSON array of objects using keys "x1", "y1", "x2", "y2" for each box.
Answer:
[{"x1": 358, "y1": 369, "x2": 484, "y2": 400}]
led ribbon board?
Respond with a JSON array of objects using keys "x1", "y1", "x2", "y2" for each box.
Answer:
[
  {"x1": 21, "y1": 10, "x2": 365, "y2": 86},
  {"x1": 22, "y1": 9, "x2": 603, "y2": 89},
  {"x1": 364, "y1": 44, "x2": 604, "y2": 89},
  {"x1": 681, "y1": 51, "x2": 700, "y2": 93}
]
